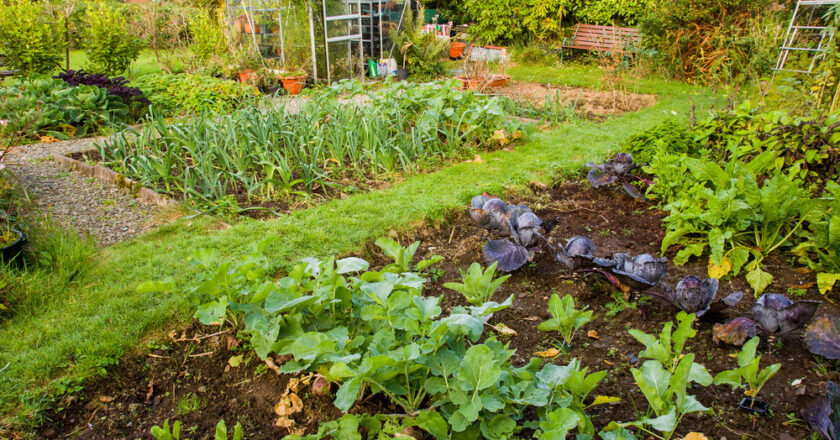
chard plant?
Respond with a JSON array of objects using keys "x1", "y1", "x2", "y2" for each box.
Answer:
[
  {"x1": 443, "y1": 261, "x2": 510, "y2": 306},
  {"x1": 713, "y1": 336, "x2": 781, "y2": 408},
  {"x1": 374, "y1": 238, "x2": 442, "y2": 274},
  {"x1": 537, "y1": 294, "x2": 595, "y2": 349},
  {"x1": 151, "y1": 419, "x2": 243, "y2": 440}
]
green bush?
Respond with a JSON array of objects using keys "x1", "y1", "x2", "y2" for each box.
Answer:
[
  {"x1": 0, "y1": 0, "x2": 64, "y2": 75},
  {"x1": 129, "y1": 74, "x2": 260, "y2": 116},
  {"x1": 389, "y1": 7, "x2": 447, "y2": 78},
  {"x1": 623, "y1": 119, "x2": 697, "y2": 163},
  {"x1": 189, "y1": 11, "x2": 226, "y2": 63},
  {"x1": 82, "y1": 2, "x2": 144, "y2": 75},
  {"x1": 572, "y1": 0, "x2": 653, "y2": 25}
]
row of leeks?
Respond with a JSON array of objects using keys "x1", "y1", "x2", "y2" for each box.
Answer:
[{"x1": 97, "y1": 81, "x2": 520, "y2": 205}]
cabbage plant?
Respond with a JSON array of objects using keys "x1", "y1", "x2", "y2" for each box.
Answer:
[
  {"x1": 586, "y1": 153, "x2": 649, "y2": 200},
  {"x1": 752, "y1": 293, "x2": 820, "y2": 335}
]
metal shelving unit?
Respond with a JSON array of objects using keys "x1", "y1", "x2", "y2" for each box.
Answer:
[{"x1": 774, "y1": 0, "x2": 840, "y2": 74}]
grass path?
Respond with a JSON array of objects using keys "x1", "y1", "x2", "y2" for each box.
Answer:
[{"x1": 0, "y1": 68, "x2": 715, "y2": 425}]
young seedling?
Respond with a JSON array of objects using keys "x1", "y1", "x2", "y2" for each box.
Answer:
[
  {"x1": 443, "y1": 261, "x2": 510, "y2": 306},
  {"x1": 537, "y1": 294, "x2": 595, "y2": 351},
  {"x1": 713, "y1": 336, "x2": 781, "y2": 411},
  {"x1": 629, "y1": 311, "x2": 712, "y2": 383}
]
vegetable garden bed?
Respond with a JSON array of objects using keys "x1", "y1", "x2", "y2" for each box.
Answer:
[
  {"x1": 86, "y1": 80, "x2": 525, "y2": 217},
  {"x1": 43, "y1": 181, "x2": 831, "y2": 439}
]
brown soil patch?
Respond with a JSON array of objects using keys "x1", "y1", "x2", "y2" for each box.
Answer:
[
  {"x1": 44, "y1": 182, "x2": 834, "y2": 439},
  {"x1": 493, "y1": 81, "x2": 657, "y2": 117}
]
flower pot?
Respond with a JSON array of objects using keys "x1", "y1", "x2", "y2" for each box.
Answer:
[
  {"x1": 1, "y1": 229, "x2": 26, "y2": 263},
  {"x1": 449, "y1": 42, "x2": 467, "y2": 59},
  {"x1": 259, "y1": 85, "x2": 281, "y2": 95},
  {"x1": 489, "y1": 74, "x2": 510, "y2": 88},
  {"x1": 454, "y1": 75, "x2": 488, "y2": 92},
  {"x1": 397, "y1": 67, "x2": 409, "y2": 81},
  {"x1": 238, "y1": 69, "x2": 255, "y2": 84},
  {"x1": 737, "y1": 397, "x2": 769, "y2": 415},
  {"x1": 280, "y1": 74, "x2": 306, "y2": 96}
]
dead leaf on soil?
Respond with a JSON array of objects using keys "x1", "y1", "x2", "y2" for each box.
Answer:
[
  {"x1": 228, "y1": 355, "x2": 243, "y2": 368},
  {"x1": 524, "y1": 316, "x2": 541, "y2": 321},
  {"x1": 265, "y1": 357, "x2": 282, "y2": 375},
  {"x1": 274, "y1": 393, "x2": 304, "y2": 417},
  {"x1": 491, "y1": 323, "x2": 518, "y2": 336},
  {"x1": 98, "y1": 395, "x2": 115, "y2": 403},
  {"x1": 587, "y1": 330, "x2": 600, "y2": 340},
  {"x1": 536, "y1": 348, "x2": 561, "y2": 358},
  {"x1": 682, "y1": 434, "x2": 708, "y2": 440}
]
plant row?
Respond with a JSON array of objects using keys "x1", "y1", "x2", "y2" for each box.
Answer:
[{"x1": 97, "y1": 80, "x2": 525, "y2": 208}]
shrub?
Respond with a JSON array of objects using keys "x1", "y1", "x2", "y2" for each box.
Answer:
[
  {"x1": 129, "y1": 74, "x2": 260, "y2": 115},
  {"x1": 82, "y1": 2, "x2": 144, "y2": 75},
  {"x1": 0, "y1": 0, "x2": 64, "y2": 75},
  {"x1": 638, "y1": 0, "x2": 782, "y2": 82},
  {"x1": 572, "y1": 0, "x2": 653, "y2": 25},
  {"x1": 389, "y1": 7, "x2": 447, "y2": 78},
  {"x1": 189, "y1": 11, "x2": 226, "y2": 63},
  {"x1": 55, "y1": 70, "x2": 150, "y2": 107}
]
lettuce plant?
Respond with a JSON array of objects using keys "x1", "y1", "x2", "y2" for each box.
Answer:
[
  {"x1": 587, "y1": 153, "x2": 649, "y2": 200},
  {"x1": 537, "y1": 294, "x2": 595, "y2": 348},
  {"x1": 713, "y1": 337, "x2": 781, "y2": 407},
  {"x1": 443, "y1": 262, "x2": 511, "y2": 306}
]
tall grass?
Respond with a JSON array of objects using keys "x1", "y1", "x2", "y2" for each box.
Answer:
[{"x1": 98, "y1": 80, "x2": 522, "y2": 205}]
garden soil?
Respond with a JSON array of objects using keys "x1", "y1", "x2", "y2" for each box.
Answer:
[{"x1": 44, "y1": 182, "x2": 832, "y2": 439}]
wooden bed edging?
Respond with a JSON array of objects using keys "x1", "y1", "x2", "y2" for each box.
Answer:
[{"x1": 51, "y1": 153, "x2": 177, "y2": 208}]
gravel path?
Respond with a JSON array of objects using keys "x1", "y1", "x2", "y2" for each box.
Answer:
[{"x1": 6, "y1": 137, "x2": 158, "y2": 246}]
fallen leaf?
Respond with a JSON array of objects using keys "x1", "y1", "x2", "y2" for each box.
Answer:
[
  {"x1": 708, "y1": 257, "x2": 732, "y2": 279},
  {"x1": 274, "y1": 393, "x2": 304, "y2": 417},
  {"x1": 274, "y1": 416, "x2": 295, "y2": 429},
  {"x1": 604, "y1": 360, "x2": 613, "y2": 365},
  {"x1": 791, "y1": 378, "x2": 804, "y2": 387},
  {"x1": 535, "y1": 348, "x2": 561, "y2": 358},
  {"x1": 682, "y1": 434, "x2": 709, "y2": 440},
  {"x1": 524, "y1": 316, "x2": 541, "y2": 321},
  {"x1": 473, "y1": 154, "x2": 483, "y2": 163},
  {"x1": 98, "y1": 396, "x2": 115, "y2": 403},
  {"x1": 265, "y1": 358, "x2": 281, "y2": 375},
  {"x1": 492, "y1": 323, "x2": 518, "y2": 336},
  {"x1": 589, "y1": 395, "x2": 621, "y2": 407},
  {"x1": 587, "y1": 330, "x2": 600, "y2": 340},
  {"x1": 228, "y1": 355, "x2": 243, "y2": 368}
]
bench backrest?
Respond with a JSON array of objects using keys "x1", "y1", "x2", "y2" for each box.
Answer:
[{"x1": 570, "y1": 24, "x2": 641, "y2": 51}]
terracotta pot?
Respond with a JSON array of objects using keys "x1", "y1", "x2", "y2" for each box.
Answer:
[
  {"x1": 238, "y1": 69, "x2": 254, "y2": 83},
  {"x1": 239, "y1": 20, "x2": 261, "y2": 34},
  {"x1": 454, "y1": 75, "x2": 487, "y2": 92},
  {"x1": 449, "y1": 42, "x2": 466, "y2": 59},
  {"x1": 280, "y1": 74, "x2": 306, "y2": 95},
  {"x1": 489, "y1": 74, "x2": 510, "y2": 88}
]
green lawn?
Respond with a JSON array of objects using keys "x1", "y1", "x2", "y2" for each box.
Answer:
[
  {"x1": 0, "y1": 65, "x2": 713, "y2": 428},
  {"x1": 66, "y1": 48, "x2": 183, "y2": 78}
]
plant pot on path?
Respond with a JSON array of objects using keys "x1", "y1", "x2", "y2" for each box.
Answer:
[
  {"x1": 238, "y1": 69, "x2": 255, "y2": 84},
  {"x1": 449, "y1": 42, "x2": 467, "y2": 59},
  {"x1": 737, "y1": 397, "x2": 769, "y2": 416},
  {"x1": 280, "y1": 74, "x2": 306, "y2": 96},
  {"x1": 1, "y1": 229, "x2": 26, "y2": 263},
  {"x1": 454, "y1": 75, "x2": 488, "y2": 92},
  {"x1": 489, "y1": 74, "x2": 510, "y2": 88}
]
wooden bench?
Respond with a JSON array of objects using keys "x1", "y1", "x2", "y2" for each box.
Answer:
[{"x1": 560, "y1": 24, "x2": 641, "y2": 60}]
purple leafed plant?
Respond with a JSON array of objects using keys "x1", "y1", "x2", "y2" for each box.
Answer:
[
  {"x1": 662, "y1": 276, "x2": 718, "y2": 316},
  {"x1": 483, "y1": 239, "x2": 529, "y2": 272},
  {"x1": 713, "y1": 317, "x2": 758, "y2": 346},
  {"x1": 804, "y1": 315, "x2": 840, "y2": 360},
  {"x1": 55, "y1": 70, "x2": 150, "y2": 107},
  {"x1": 470, "y1": 193, "x2": 508, "y2": 232},
  {"x1": 752, "y1": 293, "x2": 821, "y2": 335},
  {"x1": 605, "y1": 253, "x2": 668, "y2": 290},
  {"x1": 802, "y1": 381, "x2": 840, "y2": 440},
  {"x1": 586, "y1": 153, "x2": 650, "y2": 200},
  {"x1": 556, "y1": 236, "x2": 596, "y2": 271}
]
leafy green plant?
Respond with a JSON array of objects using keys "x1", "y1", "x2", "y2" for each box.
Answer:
[
  {"x1": 374, "y1": 238, "x2": 443, "y2": 274},
  {"x1": 0, "y1": 0, "x2": 64, "y2": 75},
  {"x1": 660, "y1": 152, "x2": 813, "y2": 295},
  {"x1": 388, "y1": 7, "x2": 446, "y2": 79},
  {"x1": 794, "y1": 181, "x2": 840, "y2": 295},
  {"x1": 629, "y1": 312, "x2": 713, "y2": 384},
  {"x1": 129, "y1": 73, "x2": 259, "y2": 116},
  {"x1": 625, "y1": 355, "x2": 711, "y2": 440},
  {"x1": 443, "y1": 262, "x2": 510, "y2": 306},
  {"x1": 151, "y1": 419, "x2": 243, "y2": 440},
  {"x1": 82, "y1": 2, "x2": 143, "y2": 75},
  {"x1": 537, "y1": 294, "x2": 594, "y2": 348},
  {"x1": 189, "y1": 11, "x2": 226, "y2": 63},
  {"x1": 162, "y1": 241, "x2": 612, "y2": 437},
  {"x1": 713, "y1": 336, "x2": 781, "y2": 407}
]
